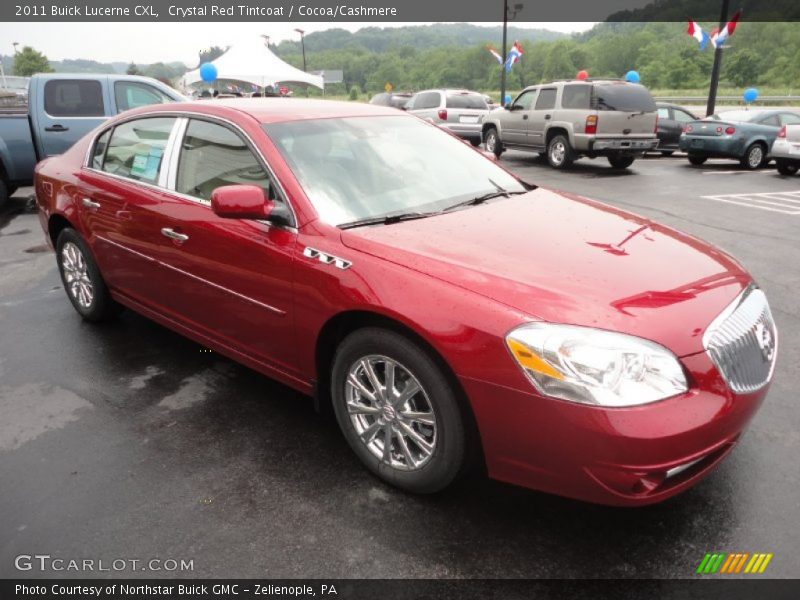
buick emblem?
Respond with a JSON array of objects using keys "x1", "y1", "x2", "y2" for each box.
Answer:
[{"x1": 755, "y1": 322, "x2": 775, "y2": 362}]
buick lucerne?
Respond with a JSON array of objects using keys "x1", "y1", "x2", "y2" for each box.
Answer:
[{"x1": 34, "y1": 99, "x2": 777, "y2": 506}]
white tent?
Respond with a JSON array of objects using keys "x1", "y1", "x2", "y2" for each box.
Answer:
[{"x1": 181, "y1": 37, "x2": 323, "y2": 91}]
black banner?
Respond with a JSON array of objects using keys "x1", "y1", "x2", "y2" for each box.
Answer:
[
  {"x1": 3, "y1": 579, "x2": 800, "y2": 600},
  {"x1": 1, "y1": 0, "x2": 798, "y2": 23}
]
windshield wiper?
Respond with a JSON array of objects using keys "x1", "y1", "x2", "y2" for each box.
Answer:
[
  {"x1": 442, "y1": 179, "x2": 526, "y2": 212},
  {"x1": 338, "y1": 211, "x2": 434, "y2": 230}
]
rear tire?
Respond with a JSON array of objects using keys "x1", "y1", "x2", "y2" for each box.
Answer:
[
  {"x1": 608, "y1": 155, "x2": 635, "y2": 169},
  {"x1": 741, "y1": 143, "x2": 767, "y2": 170},
  {"x1": 0, "y1": 180, "x2": 7, "y2": 209},
  {"x1": 688, "y1": 154, "x2": 708, "y2": 166},
  {"x1": 469, "y1": 138, "x2": 481, "y2": 147},
  {"x1": 331, "y1": 327, "x2": 468, "y2": 494},
  {"x1": 484, "y1": 127, "x2": 503, "y2": 158},
  {"x1": 547, "y1": 134, "x2": 574, "y2": 169},
  {"x1": 56, "y1": 228, "x2": 121, "y2": 322},
  {"x1": 776, "y1": 159, "x2": 799, "y2": 176}
]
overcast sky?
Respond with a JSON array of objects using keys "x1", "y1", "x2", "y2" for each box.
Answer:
[{"x1": 0, "y1": 22, "x2": 596, "y2": 65}]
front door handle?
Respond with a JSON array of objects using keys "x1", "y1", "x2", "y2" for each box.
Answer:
[
  {"x1": 544, "y1": 114, "x2": 552, "y2": 120},
  {"x1": 161, "y1": 227, "x2": 189, "y2": 243},
  {"x1": 82, "y1": 198, "x2": 101, "y2": 210},
  {"x1": 45, "y1": 124, "x2": 69, "y2": 132},
  {"x1": 522, "y1": 114, "x2": 528, "y2": 120}
]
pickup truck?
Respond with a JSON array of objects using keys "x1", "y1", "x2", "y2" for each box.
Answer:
[{"x1": 0, "y1": 73, "x2": 184, "y2": 206}]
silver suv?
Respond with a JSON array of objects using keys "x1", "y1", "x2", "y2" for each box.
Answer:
[
  {"x1": 482, "y1": 80, "x2": 659, "y2": 169},
  {"x1": 405, "y1": 89, "x2": 489, "y2": 147}
]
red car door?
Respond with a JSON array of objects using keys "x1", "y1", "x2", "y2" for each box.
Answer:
[
  {"x1": 76, "y1": 116, "x2": 178, "y2": 303},
  {"x1": 140, "y1": 117, "x2": 299, "y2": 375}
]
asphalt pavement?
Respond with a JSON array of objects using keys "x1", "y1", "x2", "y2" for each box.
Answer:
[{"x1": 1, "y1": 152, "x2": 798, "y2": 579}]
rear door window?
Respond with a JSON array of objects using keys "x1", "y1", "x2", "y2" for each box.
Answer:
[
  {"x1": 446, "y1": 94, "x2": 488, "y2": 109},
  {"x1": 759, "y1": 115, "x2": 780, "y2": 127},
  {"x1": 91, "y1": 129, "x2": 111, "y2": 169},
  {"x1": 534, "y1": 88, "x2": 557, "y2": 111},
  {"x1": 657, "y1": 107, "x2": 670, "y2": 119},
  {"x1": 561, "y1": 85, "x2": 591, "y2": 110},
  {"x1": 673, "y1": 109, "x2": 696, "y2": 123},
  {"x1": 593, "y1": 84, "x2": 656, "y2": 112},
  {"x1": 44, "y1": 79, "x2": 105, "y2": 117},
  {"x1": 101, "y1": 117, "x2": 176, "y2": 183},
  {"x1": 780, "y1": 113, "x2": 800, "y2": 125},
  {"x1": 114, "y1": 81, "x2": 174, "y2": 113}
]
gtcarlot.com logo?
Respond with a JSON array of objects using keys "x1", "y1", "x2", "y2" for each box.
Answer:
[
  {"x1": 14, "y1": 554, "x2": 194, "y2": 572},
  {"x1": 697, "y1": 552, "x2": 773, "y2": 574}
]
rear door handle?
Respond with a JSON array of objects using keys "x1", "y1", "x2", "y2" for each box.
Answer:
[
  {"x1": 161, "y1": 227, "x2": 189, "y2": 243},
  {"x1": 82, "y1": 198, "x2": 101, "y2": 210},
  {"x1": 45, "y1": 124, "x2": 69, "y2": 132},
  {"x1": 522, "y1": 115, "x2": 528, "y2": 120},
  {"x1": 544, "y1": 114, "x2": 552, "y2": 120}
]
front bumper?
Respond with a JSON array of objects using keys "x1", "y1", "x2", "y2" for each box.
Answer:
[
  {"x1": 461, "y1": 351, "x2": 768, "y2": 506},
  {"x1": 679, "y1": 134, "x2": 746, "y2": 157}
]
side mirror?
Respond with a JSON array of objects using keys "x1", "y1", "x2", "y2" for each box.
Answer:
[
  {"x1": 504, "y1": 104, "x2": 513, "y2": 111},
  {"x1": 211, "y1": 184, "x2": 291, "y2": 226}
]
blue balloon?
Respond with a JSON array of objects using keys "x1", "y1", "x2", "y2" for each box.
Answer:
[
  {"x1": 504, "y1": 94, "x2": 512, "y2": 106},
  {"x1": 199, "y1": 62, "x2": 218, "y2": 83},
  {"x1": 625, "y1": 70, "x2": 640, "y2": 83},
  {"x1": 743, "y1": 88, "x2": 759, "y2": 103}
]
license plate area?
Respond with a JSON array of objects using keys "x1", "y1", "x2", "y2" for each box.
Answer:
[{"x1": 460, "y1": 116, "x2": 479, "y2": 124}]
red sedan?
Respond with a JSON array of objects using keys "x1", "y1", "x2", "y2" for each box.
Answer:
[{"x1": 34, "y1": 99, "x2": 778, "y2": 506}]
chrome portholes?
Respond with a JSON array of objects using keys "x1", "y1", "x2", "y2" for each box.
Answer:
[{"x1": 303, "y1": 247, "x2": 352, "y2": 270}]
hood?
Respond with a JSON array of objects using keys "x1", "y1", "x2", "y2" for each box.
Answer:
[{"x1": 340, "y1": 189, "x2": 751, "y2": 357}]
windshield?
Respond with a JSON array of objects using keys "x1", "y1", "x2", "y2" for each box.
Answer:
[
  {"x1": 710, "y1": 111, "x2": 761, "y2": 123},
  {"x1": 593, "y1": 84, "x2": 656, "y2": 112},
  {"x1": 263, "y1": 116, "x2": 526, "y2": 226}
]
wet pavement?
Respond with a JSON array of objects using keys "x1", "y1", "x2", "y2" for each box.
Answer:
[{"x1": 1, "y1": 155, "x2": 798, "y2": 579}]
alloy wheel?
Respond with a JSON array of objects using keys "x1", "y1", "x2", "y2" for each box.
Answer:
[
  {"x1": 550, "y1": 141, "x2": 566, "y2": 166},
  {"x1": 61, "y1": 242, "x2": 94, "y2": 309},
  {"x1": 748, "y1": 146, "x2": 763, "y2": 168},
  {"x1": 345, "y1": 355, "x2": 437, "y2": 471},
  {"x1": 486, "y1": 132, "x2": 497, "y2": 153}
]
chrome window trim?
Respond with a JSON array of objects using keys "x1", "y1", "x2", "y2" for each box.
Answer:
[
  {"x1": 82, "y1": 110, "x2": 298, "y2": 229},
  {"x1": 162, "y1": 117, "x2": 188, "y2": 189},
  {"x1": 96, "y1": 235, "x2": 286, "y2": 316}
]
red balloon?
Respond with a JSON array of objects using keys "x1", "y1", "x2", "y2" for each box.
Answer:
[{"x1": 577, "y1": 70, "x2": 589, "y2": 80}]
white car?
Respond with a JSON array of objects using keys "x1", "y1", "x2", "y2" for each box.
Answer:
[{"x1": 771, "y1": 124, "x2": 800, "y2": 175}]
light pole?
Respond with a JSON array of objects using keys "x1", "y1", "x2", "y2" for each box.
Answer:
[
  {"x1": 500, "y1": 2, "x2": 523, "y2": 107},
  {"x1": 294, "y1": 28, "x2": 307, "y2": 72},
  {"x1": 706, "y1": 0, "x2": 730, "y2": 116}
]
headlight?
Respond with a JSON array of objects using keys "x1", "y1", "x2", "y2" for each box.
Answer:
[{"x1": 506, "y1": 323, "x2": 688, "y2": 407}]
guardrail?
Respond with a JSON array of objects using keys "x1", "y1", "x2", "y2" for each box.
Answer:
[{"x1": 655, "y1": 95, "x2": 800, "y2": 104}]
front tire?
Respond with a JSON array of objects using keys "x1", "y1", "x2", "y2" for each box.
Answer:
[
  {"x1": 56, "y1": 228, "x2": 120, "y2": 322},
  {"x1": 660, "y1": 150, "x2": 674, "y2": 157},
  {"x1": 547, "y1": 134, "x2": 574, "y2": 169},
  {"x1": 331, "y1": 328, "x2": 467, "y2": 494},
  {"x1": 608, "y1": 155, "x2": 635, "y2": 169},
  {"x1": 742, "y1": 143, "x2": 767, "y2": 170},
  {"x1": 484, "y1": 127, "x2": 503, "y2": 158},
  {"x1": 776, "y1": 159, "x2": 799, "y2": 176}
]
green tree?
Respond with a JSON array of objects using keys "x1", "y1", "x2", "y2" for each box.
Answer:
[
  {"x1": 198, "y1": 46, "x2": 226, "y2": 66},
  {"x1": 12, "y1": 46, "x2": 53, "y2": 77},
  {"x1": 349, "y1": 85, "x2": 360, "y2": 100},
  {"x1": 724, "y1": 49, "x2": 762, "y2": 87},
  {"x1": 126, "y1": 62, "x2": 141, "y2": 75}
]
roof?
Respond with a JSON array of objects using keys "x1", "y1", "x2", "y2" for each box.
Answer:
[
  {"x1": 146, "y1": 98, "x2": 405, "y2": 124},
  {"x1": 181, "y1": 38, "x2": 324, "y2": 90}
]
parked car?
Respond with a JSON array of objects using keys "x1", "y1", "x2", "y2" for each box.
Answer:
[
  {"x1": 405, "y1": 89, "x2": 489, "y2": 146},
  {"x1": 770, "y1": 124, "x2": 800, "y2": 175},
  {"x1": 655, "y1": 102, "x2": 698, "y2": 155},
  {"x1": 0, "y1": 73, "x2": 184, "y2": 207},
  {"x1": 482, "y1": 79, "x2": 659, "y2": 169},
  {"x1": 35, "y1": 99, "x2": 777, "y2": 506},
  {"x1": 368, "y1": 91, "x2": 413, "y2": 110},
  {"x1": 679, "y1": 109, "x2": 800, "y2": 169}
]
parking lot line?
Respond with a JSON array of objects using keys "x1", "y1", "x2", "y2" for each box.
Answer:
[{"x1": 701, "y1": 191, "x2": 800, "y2": 214}]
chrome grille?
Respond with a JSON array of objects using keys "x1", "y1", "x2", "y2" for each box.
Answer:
[{"x1": 703, "y1": 286, "x2": 777, "y2": 394}]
